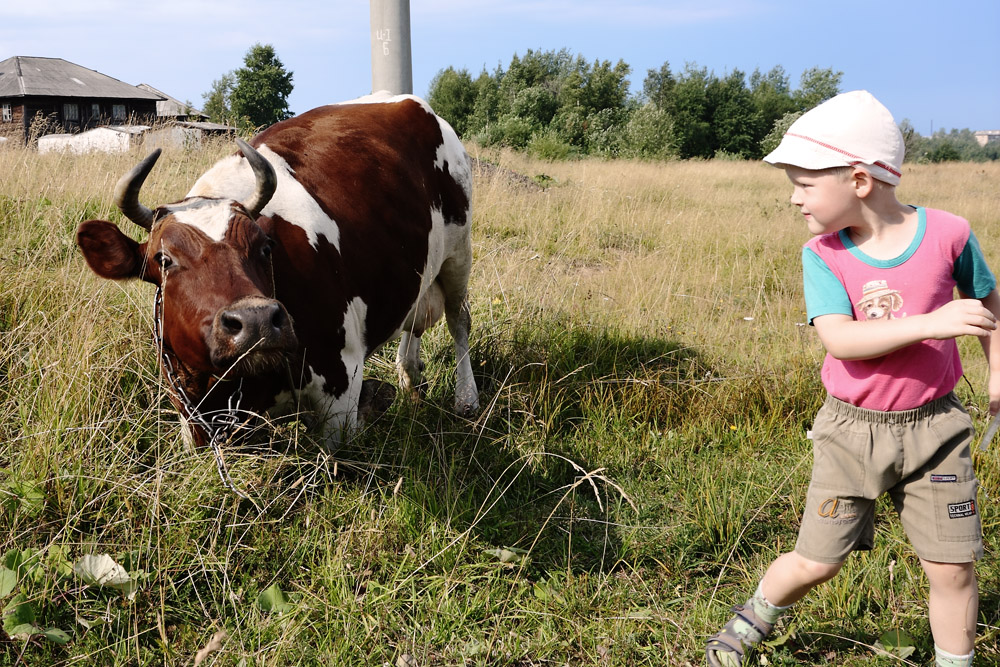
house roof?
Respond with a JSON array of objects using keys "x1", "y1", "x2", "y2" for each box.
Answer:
[
  {"x1": 136, "y1": 83, "x2": 208, "y2": 119},
  {"x1": 0, "y1": 56, "x2": 164, "y2": 100}
]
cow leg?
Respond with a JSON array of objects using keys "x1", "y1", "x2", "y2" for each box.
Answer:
[
  {"x1": 396, "y1": 330, "x2": 425, "y2": 400},
  {"x1": 446, "y1": 298, "x2": 479, "y2": 417},
  {"x1": 438, "y1": 258, "x2": 480, "y2": 418}
]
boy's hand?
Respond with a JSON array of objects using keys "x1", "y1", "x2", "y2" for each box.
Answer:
[{"x1": 926, "y1": 299, "x2": 997, "y2": 340}]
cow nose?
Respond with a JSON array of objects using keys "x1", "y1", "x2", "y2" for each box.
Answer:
[
  {"x1": 219, "y1": 302, "x2": 286, "y2": 340},
  {"x1": 211, "y1": 297, "x2": 296, "y2": 363}
]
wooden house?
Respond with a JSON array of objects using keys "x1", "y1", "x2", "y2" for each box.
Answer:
[{"x1": 0, "y1": 56, "x2": 163, "y2": 147}]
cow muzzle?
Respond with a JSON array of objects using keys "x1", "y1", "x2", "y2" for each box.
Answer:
[{"x1": 209, "y1": 296, "x2": 297, "y2": 374}]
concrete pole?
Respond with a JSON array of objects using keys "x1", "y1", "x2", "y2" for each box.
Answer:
[{"x1": 370, "y1": 0, "x2": 413, "y2": 95}]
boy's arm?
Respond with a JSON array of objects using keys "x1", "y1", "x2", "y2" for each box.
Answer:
[
  {"x1": 812, "y1": 298, "x2": 997, "y2": 361},
  {"x1": 970, "y1": 288, "x2": 1000, "y2": 415}
]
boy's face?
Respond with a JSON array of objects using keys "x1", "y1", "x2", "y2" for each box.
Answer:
[{"x1": 784, "y1": 165, "x2": 861, "y2": 236}]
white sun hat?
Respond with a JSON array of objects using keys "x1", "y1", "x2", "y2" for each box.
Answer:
[{"x1": 764, "y1": 90, "x2": 905, "y2": 186}]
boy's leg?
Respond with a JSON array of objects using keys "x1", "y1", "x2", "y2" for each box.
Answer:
[
  {"x1": 706, "y1": 552, "x2": 843, "y2": 666},
  {"x1": 921, "y1": 559, "x2": 977, "y2": 660},
  {"x1": 761, "y1": 551, "x2": 844, "y2": 606}
]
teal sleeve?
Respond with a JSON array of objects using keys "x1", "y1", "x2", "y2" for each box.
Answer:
[
  {"x1": 803, "y1": 246, "x2": 853, "y2": 324},
  {"x1": 953, "y1": 230, "x2": 996, "y2": 298}
]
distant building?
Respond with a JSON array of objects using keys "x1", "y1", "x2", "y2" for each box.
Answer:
[
  {"x1": 136, "y1": 83, "x2": 208, "y2": 122},
  {"x1": 143, "y1": 121, "x2": 236, "y2": 151},
  {"x1": 0, "y1": 56, "x2": 163, "y2": 147},
  {"x1": 974, "y1": 130, "x2": 1000, "y2": 147},
  {"x1": 37, "y1": 125, "x2": 149, "y2": 154}
]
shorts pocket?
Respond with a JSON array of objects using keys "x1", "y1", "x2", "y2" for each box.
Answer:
[
  {"x1": 932, "y1": 477, "x2": 981, "y2": 543},
  {"x1": 810, "y1": 408, "x2": 868, "y2": 497}
]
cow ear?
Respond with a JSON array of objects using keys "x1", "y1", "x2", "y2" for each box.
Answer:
[
  {"x1": 256, "y1": 214, "x2": 276, "y2": 236},
  {"x1": 76, "y1": 219, "x2": 145, "y2": 280}
]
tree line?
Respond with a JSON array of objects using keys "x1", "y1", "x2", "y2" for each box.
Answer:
[
  {"x1": 197, "y1": 45, "x2": 997, "y2": 164},
  {"x1": 427, "y1": 48, "x2": 998, "y2": 163}
]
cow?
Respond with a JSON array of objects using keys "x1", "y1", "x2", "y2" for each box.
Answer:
[{"x1": 77, "y1": 92, "x2": 480, "y2": 452}]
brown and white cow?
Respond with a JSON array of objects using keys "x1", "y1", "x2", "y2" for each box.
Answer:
[{"x1": 77, "y1": 92, "x2": 479, "y2": 448}]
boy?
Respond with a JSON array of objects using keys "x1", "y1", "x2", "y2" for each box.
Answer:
[{"x1": 706, "y1": 90, "x2": 1000, "y2": 667}]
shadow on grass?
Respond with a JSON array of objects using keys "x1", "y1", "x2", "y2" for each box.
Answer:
[{"x1": 251, "y1": 313, "x2": 715, "y2": 579}]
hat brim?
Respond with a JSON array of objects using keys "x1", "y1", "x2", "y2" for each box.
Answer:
[
  {"x1": 764, "y1": 135, "x2": 901, "y2": 186},
  {"x1": 764, "y1": 134, "x2": 854, "y2": 170}
]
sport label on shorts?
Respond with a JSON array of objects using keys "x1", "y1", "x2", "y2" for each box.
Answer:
[
  {"x1": 930, "y1": 474, "x2": 958, "y2": 483},
  {"x1": 948, "y1": 500, "x2": 976, "y2": 519}
]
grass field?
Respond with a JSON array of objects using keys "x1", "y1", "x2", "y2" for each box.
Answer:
[{"x1": 2, "y1": 140, "x2": 1000, "y2": 666}]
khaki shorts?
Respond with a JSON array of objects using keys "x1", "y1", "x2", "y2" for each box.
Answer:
[{"x1": 795, "y1": 392, "x2": 982, "y2": 564}]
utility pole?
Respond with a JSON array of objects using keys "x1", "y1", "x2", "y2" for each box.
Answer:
[{"x1": 370, "y1": 0, "x2": 413, "y2": 95}]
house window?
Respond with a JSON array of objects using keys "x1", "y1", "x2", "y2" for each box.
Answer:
[
  {"x1": 1, "y1": 104, "x2": 11, "y2": 122},
  {"x1": 112, "y1": 104, "x2": 126, "y2": 121},
  {"x1": 91, "y1": 103, "x2": 101, "y2": 119},
  {"x1": 63, "y1": 103, "x2": 79, "y2": 121}
]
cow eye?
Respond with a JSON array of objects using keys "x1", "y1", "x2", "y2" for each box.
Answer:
[
  {"x1": 153, "y1": 251, "x2": 173, "y2": 269},
  {"x1": 260, "y1": 240, "x2": 274, "y2": 259}
]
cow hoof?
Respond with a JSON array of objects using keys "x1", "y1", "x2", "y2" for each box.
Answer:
[
  {"x1": 397, "y1": 381, "x2": 427, "y2": 406},
  {"x1": 358, "y1": 379, "x2": 397, "y2": 422},
  {"x1": 456, "y1": 399, "x2": 480, "y2": 419}
]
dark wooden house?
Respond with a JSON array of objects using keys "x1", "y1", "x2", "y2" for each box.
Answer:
[{"x1": 0, "y1": 56, "x2": 163, "y2": 146}]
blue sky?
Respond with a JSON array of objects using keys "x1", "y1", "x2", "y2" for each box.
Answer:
[{"x1": 2, "y1": 1, "x2": 997, "y2": 135}]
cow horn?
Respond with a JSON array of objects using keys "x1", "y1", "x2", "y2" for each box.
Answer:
[
  {"x1": 236, "y1": 138, "x2": 277, "y2": 218},
  {"x1": 113, "y1": 148, "x2": 161, "y2": 231}
]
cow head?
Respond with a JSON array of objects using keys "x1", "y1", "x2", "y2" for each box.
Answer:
[{"x1": 77, "y1": 140, "x2": 298, "y2": 390}]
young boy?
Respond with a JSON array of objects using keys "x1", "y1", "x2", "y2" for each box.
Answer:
[{"x1": 706, "y1": 90, "x2": 1000, "y2": 667}]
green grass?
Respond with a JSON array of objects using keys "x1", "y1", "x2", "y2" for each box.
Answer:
[{"x1": 2, "y1": 144, "x2": 1000, "y2": 665}]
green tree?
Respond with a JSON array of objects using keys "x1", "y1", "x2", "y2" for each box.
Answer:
[
  {"x1": 642, "y1": 62, "x2": 676, "y2": 110},
  {"x1": 670, "y1": 64, "x2": 713, "y2": 159},
  {"x1": 578, "y1": 58, "x2": 631, "y2": 115},
  {"x1": 707, "y1": 70, "x2": 757, "y2": 158},
  {"x1": 749, "y1": 66, "x2": 796, "y2": 150},
  {"x1": 229, "y1": 43, "x2": 294, "y2": 131},
  {"x1": 794, "y1": 67, "x2": 842, "y2": 108},
  {"x1": 898, "y1": 119, "x2": 921, "y2": 163},
  {"x1": 466, "y1": 67, "x2": 502, "y2": 138},
  {"x1": 428, "y1": 67, "x2": 476, "y2": 136},
  {"x1": 202, "y1": 72, "x2": 235, "y2": 124}
]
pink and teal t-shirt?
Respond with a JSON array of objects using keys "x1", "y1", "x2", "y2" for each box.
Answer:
[{"x1": 802, "y1": 207, "x2": 996, "y2": 411}]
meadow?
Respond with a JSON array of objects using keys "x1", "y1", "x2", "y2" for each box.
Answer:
[{"x1": 1, "y1": 139, "x2": 999, "y2": 666}]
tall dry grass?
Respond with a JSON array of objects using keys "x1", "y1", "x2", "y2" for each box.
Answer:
[{"x1": 1, "y1": 140, "x2": 999, "y2": 665}]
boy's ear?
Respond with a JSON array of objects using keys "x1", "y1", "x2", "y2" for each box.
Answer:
[
  {"x1": 76, "y1": 219, "x2": 146, "y2": 280},
  {"x1": 851, "y1": 166, "x2": 876, "y2": 198}
]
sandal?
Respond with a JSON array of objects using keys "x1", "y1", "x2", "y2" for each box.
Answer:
[{"x1": 705, "y1": 604, "x2": 774, "y2": 667}]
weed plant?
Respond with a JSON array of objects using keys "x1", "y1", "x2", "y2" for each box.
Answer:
[{"x1": 1, "y1": 141, "x2": 999, "y2": 665}]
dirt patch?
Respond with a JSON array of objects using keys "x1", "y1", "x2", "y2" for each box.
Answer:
[{"x1": 470, "y1": 157, "x2": 545, "y2": 191}]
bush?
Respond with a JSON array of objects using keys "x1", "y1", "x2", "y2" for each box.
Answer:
[
  {"x1": 585, "y1": 107, "x2": 630, "y2": 157},
  {"x1": 527, "y1": 130, "x2": 577, "y2": 161},
  {"x1": 489, "y1": 115, "x2": 537, "y2": 149},
  {"x1": 928, "y1": 143, "x2": 962, "y2": 163},
  {"x1": 550, "y1": 107, "x2": 588, "y2": 148},
  {"x1": 510, "y1": 86, "x2": 560, "y2": 128},
  {"x1": 619, "y1": 105, "x2": 677, "y2": 160}
]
